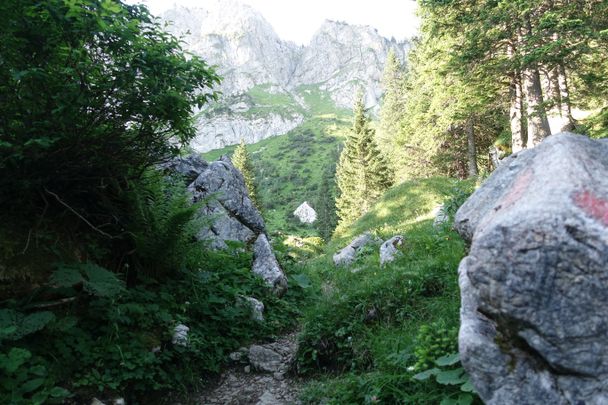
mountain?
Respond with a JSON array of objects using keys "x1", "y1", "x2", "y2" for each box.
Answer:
[{"x1": 162, "y1": 0, "x2": 409, "y2": 152}]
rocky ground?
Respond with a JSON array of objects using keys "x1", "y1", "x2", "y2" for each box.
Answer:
[{"x1": 198, "y1": 332, "x2": 303, "y2": 405}]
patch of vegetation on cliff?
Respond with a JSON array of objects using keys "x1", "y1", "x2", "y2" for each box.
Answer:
[{"x1": 295, "y1": 177, "x2": 480, "y2": 404}]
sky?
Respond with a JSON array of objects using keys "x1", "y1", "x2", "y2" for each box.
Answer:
[{"x1": 127, "y1": 0, "x2": 420, "y2": 44}]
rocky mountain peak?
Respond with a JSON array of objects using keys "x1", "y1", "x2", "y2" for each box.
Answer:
[{"x1": 161, "y1": 1, "x2": 410, "y2": 152}]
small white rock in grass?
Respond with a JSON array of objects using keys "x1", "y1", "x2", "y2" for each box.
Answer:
[
  {"x1": 379, "y1": 235, "x2": 404, "y2": 266},
  {"x1": 172, "y1": 324, "x2": 190, "y2": 346}
]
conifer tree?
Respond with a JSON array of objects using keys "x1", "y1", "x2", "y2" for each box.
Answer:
[
  {"x1": 336, "y1": 92, "x2": 393, "y2": 226},
  {"x1": 315, "y1": 165, "x2": 338, "y2": 241},
  {"x1": 378, "y1": 49, "x2": 405, "y2": 160},
  {"x1": 232, "y1": 139, "x2": 259, "y2": 208}
]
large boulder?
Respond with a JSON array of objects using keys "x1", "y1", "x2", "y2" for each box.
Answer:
[
  {"x1": 455, "y1": 133, "x2": 608, "y2": 404},
  {"x1": 168, "y1": 155, "x2": 286, "y2": 295},
  {"x1": 293, "y1": 201, "x2": 317, "y2": 224}
]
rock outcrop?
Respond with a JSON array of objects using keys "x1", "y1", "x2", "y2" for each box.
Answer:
[
  {"x1": 162, "y1": 0, "x2": 409, "y2": 151},
  {"x1": 167, "y1": 155, "x2": 287, "y2": 294},
  {"x1": 455, "y1": 133, "x2": 608, "y2": 404}
]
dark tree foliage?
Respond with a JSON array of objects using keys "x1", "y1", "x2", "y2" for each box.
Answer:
[
  {"x1": 0, "y1": 0, "x2": 219, "y2": 275},
  {"x1": 336, "y1": 92, "x2": 393, "y2": 226}
]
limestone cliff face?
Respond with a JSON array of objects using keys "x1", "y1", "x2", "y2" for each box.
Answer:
[{"x1": 162, "y1": 0, "x2": 409, "y2": 152}]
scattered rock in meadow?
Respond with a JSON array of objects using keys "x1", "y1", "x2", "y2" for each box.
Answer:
[
  {"x1": 432, "y1": 204, "x2": 449, "y2": 228},
  {"x1": 379, "y1": 235, "x2": 404, "y2": 266},
  {"x1": 455, "y1": 132, "x2": 608, "y2": 404},
  {"x1": 293, "y1": 201, "x2": 317, "y2": 224},
  {"x1": 333, "y1": 232, "x2": 374, "y2": 266}
]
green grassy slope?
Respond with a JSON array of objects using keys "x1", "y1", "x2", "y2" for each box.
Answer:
[
  {"x1": 205, "y1": 117, "x2": 348, "y2": 235},
  {"x1": 203, "y1": 83, "x2": 354, "y2": 236},
  {"x1": 295, "y1": 177, "x2": 479, "y2": 404}
]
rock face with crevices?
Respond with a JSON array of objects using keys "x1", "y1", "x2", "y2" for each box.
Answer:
[
  {"x1": 455, "y1": 132, "x2": 608, "y2": 404},
  {"x1": 167, "y1": 155, "x2": 287, "y2": 294}
]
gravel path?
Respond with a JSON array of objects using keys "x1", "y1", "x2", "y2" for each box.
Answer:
[{"x1": 198, "y1": 332, "x2": 303, "y2": 405}]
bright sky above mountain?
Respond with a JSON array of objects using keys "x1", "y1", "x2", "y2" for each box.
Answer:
[{"x1": 128, "y1": 0, "x2": 420, "y2": 44}]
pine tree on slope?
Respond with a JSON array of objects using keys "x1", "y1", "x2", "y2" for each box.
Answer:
[
  {"x1": 232, "y1": 139, "x2": 260, "y2": 209},
  {"x1": 336, "y1": 92, "x2": 393, "y2": 227}
]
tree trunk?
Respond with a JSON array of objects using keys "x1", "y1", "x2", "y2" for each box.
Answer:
[
  {"x1": 557, "y1": 64, "x2": 576, "y2": 130},
  {"x1": 510, "y1": 71, "x2": 527, "y2": 152},
  {"x1": 550, "y1": 66, "x2": 562, "y2": 114},
  {"x1": 466, "y1": 117, "x2": 478, "y2": 178},
  {"x1": 523, "y1": 65, "x2": 551, "y2": 146},
  {"x1": 520, "y1": 18, "x2": 551, "y2": 147}
]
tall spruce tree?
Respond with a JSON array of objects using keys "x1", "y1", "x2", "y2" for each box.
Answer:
[
  {"x1": 232, "y1": 139, "x2": 259, "y2": 208},
  {"x1": 335, "y1": 92, "x2": 393, "y2": 227},
  {"x1": 315, "y1": 164, "x2": 338, "y2": 240},
  {"x1": 378, "y1": 49, "x2": 406, "y2": 162}
]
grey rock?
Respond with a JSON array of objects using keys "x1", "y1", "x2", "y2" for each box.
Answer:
[
  {"x1": 256, "y1": 391, "x2": 280, "y2": 405},
  {"x1": 248, "y1": 345, "x2": 283, "y2": 373},
  {"x1": 161, "y1": 154, "x2": 208, "y2": 183},
  {"x1": 91, "y1": 399, "x2": 106, "y2": 405},
  {"x1": 189, "y1": 156, "x2": 265, "y2": 235},
  {"x1": 168, "y1": 155, "x2": 287, "y2": 295},
  {"x1": 293, "y1": 201, "x2": 317, "y2": 224},
  {"x1": 244, "y1": 365, "x2": 251, "y2": 374},
  {"x1": 432, "y1": 204, "x2": 449, "y2": 228},
  {"x1": 252, "y1": 234, "x2": 288, "y2": 296},
  {"x1": 172, "y1": 324, "x2": 189, "y2": 346},
  {"x1": 229, "y1": 351, "x2": 244, "y2": 362},
  {"x1": 455, "y1": 132, "x2": 608, "y2": 404},
  {"x1": 333, "y1": 232, "x2": 374, "y2": 266},
  {"x1": 379, "y1": 235, "x2": 404, "y2": 266},
  {"x1": 243, "y1": 296, "x2": 265, "y2": 322}
]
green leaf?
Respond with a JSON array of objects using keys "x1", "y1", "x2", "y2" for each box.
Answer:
[
  {"x1": 30, "y1": 365, "x2": 47, "y2": 377},
  {"x1": 440, "y1": 393, "x2": 474, "y2": 405},
  {"x1": 21, "y1": 377, "x2": 45, "y2": 393},
  {"x1": 3, "y1": 348, "x2": 31, "y2": 373},
  {"x1": 292, "y1": 273, "x2": 312, "y2": 289},
  {"x1": 436, "y1": 368, "x2": 468, "y2": 385},
  {"x1": 435, "y1": 352, "x2": 460, "y2": 366},
  {"x1": 460, "y1": 379, "x2": 476, "y2": 393},
  {"x1": 413, "y1": 367, "x2": 440, "y2": 381},
  {"x1": 20, "y1": 312, "x2": 55, "y2": 337},
  {"x1": 82, "y1": 263, "x2": 125, "y2": 297},
  {"x1": 49, "y1": 386, "x2": 71, "y2": 398},
  {"x1": 50, "y1": 266, "x2": 84, "y2": 288}
]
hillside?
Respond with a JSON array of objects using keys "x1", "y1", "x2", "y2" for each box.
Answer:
[{"x1": 294, "y1": 177, "x2": 476, "y2": 404}]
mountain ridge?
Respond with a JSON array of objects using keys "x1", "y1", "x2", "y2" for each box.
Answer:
[{"x1": 162, "y1": 1, "x2": 409, "y2": 152}]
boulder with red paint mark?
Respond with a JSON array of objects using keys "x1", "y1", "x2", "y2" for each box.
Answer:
[{"x1": 455, "y1": 132, "x2": 608, "y2": 404}]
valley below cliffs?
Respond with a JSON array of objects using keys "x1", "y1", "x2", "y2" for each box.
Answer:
[{"x1": 162, "y1": 0, "x2": 409, "y2": 152}]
